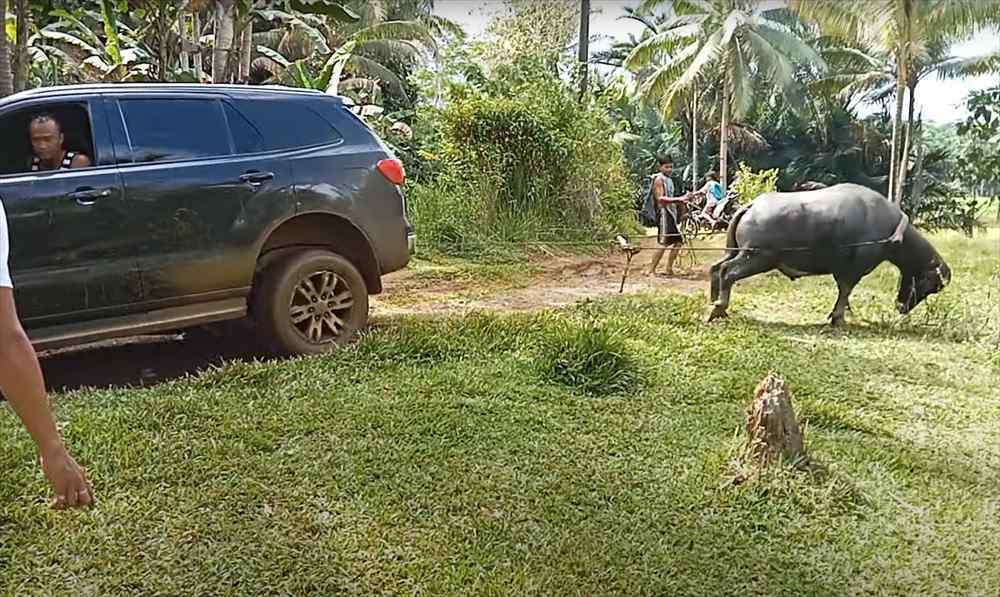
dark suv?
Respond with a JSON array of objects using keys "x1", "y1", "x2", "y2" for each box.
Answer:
[{"x1": 0, "y1": 84, "x2": 413, "y2": 355}]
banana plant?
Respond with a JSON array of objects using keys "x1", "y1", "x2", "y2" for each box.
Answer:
[{"x1": 38, "y1": 4, "x2": 152, "y2": 81}]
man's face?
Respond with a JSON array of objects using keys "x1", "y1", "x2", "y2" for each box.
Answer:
[
  {"x1": 660, "y1": 162, "x2": 673, "y2": 176},
  {"x1": 30, "y1": 120, "x2": 64, "y2": 161}
]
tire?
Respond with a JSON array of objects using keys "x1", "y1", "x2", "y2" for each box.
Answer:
[{"x1": 253, "y1": 249, "x2": 369, "y2": 356}]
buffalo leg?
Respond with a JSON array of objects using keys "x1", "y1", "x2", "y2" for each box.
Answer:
[
  {"x1": 709, "y1": 252, "x2": 778, "y2": 321},
  {"x1": 829, "y1": 275, "x2": 860, "y2": 326},
  {"x1": 710, "y1": 251, "x2": 740, "y2": 303}
]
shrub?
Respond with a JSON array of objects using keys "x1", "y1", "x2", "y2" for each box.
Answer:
[
  {"x1": 732, "y1": 162, "x2": 779, "y2": 203},
  {"x1": 537, "y1": 321, "x2": 641, "y2": 397},
  {"x1": 405, "y1": 74, "x2": 639, "y2": 257}
]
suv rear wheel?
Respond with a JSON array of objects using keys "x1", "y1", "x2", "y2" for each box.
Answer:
[{"x1": 254, "y1": 250, "x2": 369, "y2": 355}]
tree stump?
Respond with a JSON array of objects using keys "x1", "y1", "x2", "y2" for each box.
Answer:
[{"x1": 731, "y1": 373, "x2": 807, "y2": 482}]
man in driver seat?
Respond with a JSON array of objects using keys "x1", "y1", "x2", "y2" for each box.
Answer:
[{"x1": 28, "y1": 113, "x2": 92, "y2": 171}]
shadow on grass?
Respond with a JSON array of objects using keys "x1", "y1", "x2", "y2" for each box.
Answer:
[
  {"x1": 741, "y1": 316, "x2": 977, "y2": 346},
  {"x1": 39, "y1": 333, "x2": 260, "y2": 393}
]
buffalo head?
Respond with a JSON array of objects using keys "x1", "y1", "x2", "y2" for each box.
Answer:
[{"x1": 897, "y1": 261, "x2": 951, "y2": 314}]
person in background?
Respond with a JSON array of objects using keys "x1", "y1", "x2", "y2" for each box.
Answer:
[
  {"x1": 695, "y1": 171, "x2": 724, "y2": 223},
  {"x1": 646, "y1": 155, "x2": 686, "y2": 277},
  {"x1": 0, "y1": 199, "x2": 93, "y2": 509}
]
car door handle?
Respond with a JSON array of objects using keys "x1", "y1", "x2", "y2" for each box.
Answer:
[
  {"x1": 239, "y1": 171, "x2": 275, "y2": 187},
  {"x1": 68, "y1": 188, "x2": 112, "y2": 206}
]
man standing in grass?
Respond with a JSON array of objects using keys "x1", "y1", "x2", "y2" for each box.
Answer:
[
  {"x1": 646, "y1": 155, "x2": 686, "y2": 276},
  {"x1": 0, "y1": 199, "x2": 93, "y2": 509}
]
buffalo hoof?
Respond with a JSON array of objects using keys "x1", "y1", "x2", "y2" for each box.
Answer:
[{"x1": 707, "y1": 304, "x2": 729, "y2": 322}]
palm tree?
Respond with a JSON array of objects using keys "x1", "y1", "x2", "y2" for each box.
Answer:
[
  {"x1": 626, "y1": 0, "x2": 824, "y2": 192},
  {"x1": 790, "y1": 0, "x2": 1000, "y2": 204},
  {"x1": 819, "y1": 36, "x2": 999, "y2": 201},
  {"x1": 0, "y1": 2, "x2": 14, "y2": 97},
  {"x1": 252, "y1": 11, "x2": 435, "y2": 104}
]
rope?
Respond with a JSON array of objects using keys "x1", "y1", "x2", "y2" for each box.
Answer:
[
  {"x1": 612, "y1": 234, "x2": 904, "y2": 254},
  {"x1": 436, "y1": 212, "x2": 909, "y2": 255},
  {"x1": 445, "y1": 234, "x2": 903, "y2": 253}
]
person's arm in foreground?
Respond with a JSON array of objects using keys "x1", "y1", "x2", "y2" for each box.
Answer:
[
  {"x1": 0, "y1": 291, "x2": 93, "y2": 509},
  {"x1": 0, "y1": 200, "x2": 92, "y2": 509}
]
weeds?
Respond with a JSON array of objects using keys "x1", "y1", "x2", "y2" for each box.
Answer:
[{"x1": 536, "y1": 321, "x2": 642, "y2": 397}]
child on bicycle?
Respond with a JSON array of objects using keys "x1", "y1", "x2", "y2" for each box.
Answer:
[{"x1": 695, "y1": 171, "x2": 724, "y2": 222}]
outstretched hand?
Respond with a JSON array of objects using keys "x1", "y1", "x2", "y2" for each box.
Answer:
[{"x1": 41, "y1": 447, "x2": 94, "y2": 509}]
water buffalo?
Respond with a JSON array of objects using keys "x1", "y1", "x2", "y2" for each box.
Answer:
[{"x1": 708, "y1": 183, "x2": 951, "y2": 325}]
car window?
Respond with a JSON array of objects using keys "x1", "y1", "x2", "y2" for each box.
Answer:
[
  {"x1": 224, "y1": 102, "x2": 264, "y2": 155},
  {"x1": 119, "y1": 99, "x2": 230, "y2": 163},
  {"x1": 0, "y1": 102, "x2": 97, "y2": 176},
  {"x1": 232, "y1": 99, "x2": 343, "y2": 151}
]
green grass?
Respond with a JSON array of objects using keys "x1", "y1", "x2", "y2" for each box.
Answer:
[{"x1": 1, "y1": 229, "x2": 998, "y2": 596}]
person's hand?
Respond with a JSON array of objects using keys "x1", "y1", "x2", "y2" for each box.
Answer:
[{"x1": 40, "y1": 445, "x2": 94, "y2": 510}]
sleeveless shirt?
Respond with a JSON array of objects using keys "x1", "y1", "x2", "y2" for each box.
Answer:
[{"x1": 31, "y1": 151, "x2": 78, "y2": 172}]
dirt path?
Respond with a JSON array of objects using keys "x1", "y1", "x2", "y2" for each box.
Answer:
[{"x1": 372, "y1": 239, "x2": 714, "y2": 318}]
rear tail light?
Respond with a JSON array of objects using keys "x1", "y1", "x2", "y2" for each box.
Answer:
[{"x1": 377, "y1": 158, "x2": 405, "y2": 186}]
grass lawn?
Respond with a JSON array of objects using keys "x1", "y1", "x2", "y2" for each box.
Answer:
[{"x1": 1, "y1": 229, "x2": 998, "y2": 596}]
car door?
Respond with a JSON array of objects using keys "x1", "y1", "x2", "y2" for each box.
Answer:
[
  {"x1": 0, "y1": 97, "x2": 140, "y2": 328},
  {"x1": 109, "y1": 94, "x2": 292, "y2": 308}
]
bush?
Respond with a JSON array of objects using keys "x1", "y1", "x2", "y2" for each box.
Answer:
[
  {"x1": 732, "y1": 162, "x2": 779, "y2": 203},
  {"x1": 537, "y1": 321, "x2": 641, "y2": 397},
  {"x1": 405, "y1": 70, "x2": 639, "y2": 257}
]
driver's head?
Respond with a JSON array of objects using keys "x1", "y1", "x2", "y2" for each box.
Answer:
[{"x1": 30, "y1": 113, "x2": 65, "y2": 162}]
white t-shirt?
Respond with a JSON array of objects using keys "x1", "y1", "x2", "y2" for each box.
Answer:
[{"x1": 0, "y1": 199, "x2": 11, "y2": 288}]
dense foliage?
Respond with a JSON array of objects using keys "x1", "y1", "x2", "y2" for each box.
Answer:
[
  {"x1": 396, "y1": 4, "x2": 638, "y2": 257},
  {"x1": 958, "y1": 87, "x2": 1000, "y2": 201}
]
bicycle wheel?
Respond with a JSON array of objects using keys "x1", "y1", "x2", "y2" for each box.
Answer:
[{"x1": 683, "y1": 217, "x2": 700, "y2": 240}]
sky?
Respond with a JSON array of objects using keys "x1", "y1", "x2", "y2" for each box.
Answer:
[{"x1": 432, "y1": 0, "x2": 1000, "y2": 124}]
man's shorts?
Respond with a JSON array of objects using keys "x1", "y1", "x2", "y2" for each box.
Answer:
[{"x1": 657, "y1": 206, "x2": 683, "y2": 247}]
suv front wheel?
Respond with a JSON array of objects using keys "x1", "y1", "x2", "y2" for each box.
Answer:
[{"x1": 254, "y1": 250, "x2": 369, "y2": 355}]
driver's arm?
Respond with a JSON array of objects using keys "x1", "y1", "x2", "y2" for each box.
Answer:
[{"x1": 70, "y1": 153, "x2": 92, "y2": 169}]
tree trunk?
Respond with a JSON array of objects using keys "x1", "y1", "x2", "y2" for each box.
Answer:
[
  {"x1": 692, "y1": 91, "x2": 698, "y2": 190},
  {"x1": 13, "y1": 0, "x2": 28, "y2": 92},
  {"x1": 730, "y1": 374, "x2": 807, "y2": 483},
  {"x1": 895, "y1": 82, "x2": 917, "y2": 207},
  {"x1": 239, "y1": 18, "x2": 253, "y2": 82},
  {"x1": 179, "y1": 9, "x2": 189, "y2": 72},
  {"x1": 888, "y1": 76, "x2": 906, "y2": 201},
  {"x1": 193, "y1": 10, "x2": 204, "y2": 79},
  {"x1": 910, "y1": 134, "x2": 927, "y2": 211},
  {"x1": 0, "y1": 2, "x2": 14, "y2": 97},
  {"x1": 159, "y1": 11, "x2": 169, "y2": 81},
  {"x1": 577, "y1": 0, "x2": 590, "y2": 101},
  {"x1": 212, "y1": 0, "x2": 235, "y2": 83},
  {"x1": 890, "y1": 1, "x2": 912, "y2": 204},
  {"x1": 720, "y1": 75, "x2": 730, "y2": 194}
]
